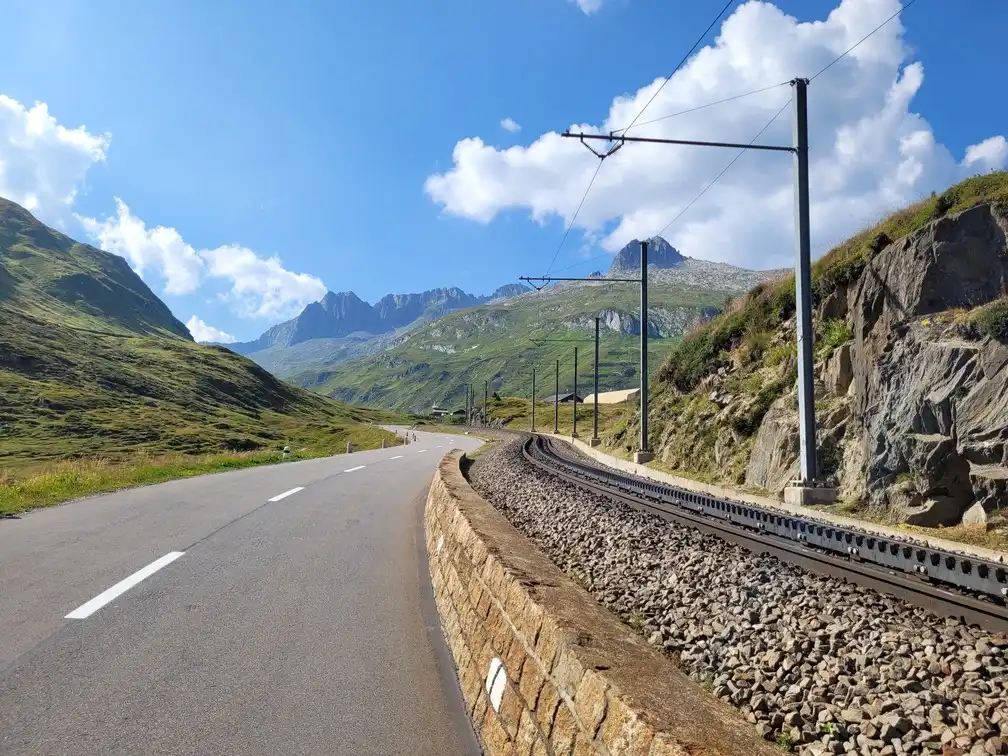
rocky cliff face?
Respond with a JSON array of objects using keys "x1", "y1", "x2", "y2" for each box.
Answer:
[
  {"x1": 847, "y1": 203, "x2": 1008, "y2": 525},
  {"x1": 561, "y1": 306, "x2": 719, "y2": 337},
  {"x1": 746, "y1": 202, "x2": 1008, "y2": 527},
  {"x1": 290, "y1": 291, "x2": 380, "y2": 341},
  {"x1": 373, "y1": 287, "x2": 483, "y2": 329}
]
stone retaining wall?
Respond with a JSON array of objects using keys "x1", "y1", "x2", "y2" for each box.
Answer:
[{"x1": 425, "y1": 450, "x2": 778, "y2": 756}]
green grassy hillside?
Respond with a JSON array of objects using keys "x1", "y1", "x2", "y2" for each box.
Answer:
[
  {"x1": 0, "y1": 199, "x2": 405, "y2": 510},
  {"x1": 0, "y1": 307, "x2": 401, "y2": 471},
  {"x1": 0, "y1": 197, "x2": 190, "y2": 338},
  {"x1": 293, "y1": 278, "x2": 743, "y2": 412}
]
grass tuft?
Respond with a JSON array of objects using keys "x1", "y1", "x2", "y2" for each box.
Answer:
[{"x1": 961, "y1": 296, "x2": 1008, "y2": 341}]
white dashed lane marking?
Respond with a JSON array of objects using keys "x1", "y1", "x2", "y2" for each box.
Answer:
[
  {"x1": 268, "y1": 487, "x2": 304, "y2": 502},
  {"x1": 390, "y1": 455, "x2": 404, "y2": 460},
  {"x1": 417, "y1": 449, "x2": 428, "y2": 454},
  {"x1": 65, "y1": 552, "x2": 185, "y2": 620},
  {"x1": 344, "y1": 465, "x2": 366, "y2": 473}
]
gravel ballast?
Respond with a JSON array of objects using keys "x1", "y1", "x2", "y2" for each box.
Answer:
[{"x1": 467, "y1": 436, "x2": 1008, "y2": 756}]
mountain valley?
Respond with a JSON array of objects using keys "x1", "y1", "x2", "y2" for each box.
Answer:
[
  {"x1": 0, "y1": 198, "x2": 399, "y2": 505},
  {"x1": 239, "y1": 236, "x2": 787, "y2": 412}
]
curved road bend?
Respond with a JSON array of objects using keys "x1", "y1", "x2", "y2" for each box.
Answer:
[{"x1": 0, "y1": 428, "x2": 482, "y2": 756}]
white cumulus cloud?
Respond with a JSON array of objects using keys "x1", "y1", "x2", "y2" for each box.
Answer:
[
  {"x1": 962, "y1": 136, "x2": 1008, "y2": 173},
  {"x1": 425, "y1": 0, "x2": 1008, "y2": 270},
  {"x1": 78, "y1": 199, "x2": 205, "y2": 295},
  {"x1": 78, "y1": 200, "x2": 327, "y2": 320},
  {"x1": 201, "y1": 244, "x2": 328, "y2": 320},
  {"x1": 572, "y1": 0, "x2": 603, "y2": 14},
  {"x1": 0, "y1": 91, "x2": 326, "y2": 323},
  {"x1": 186, "y1": 315, "x2": 235, "y2": 343},
  {"x1": 0, "y1": 95, "x2": 110, "y2": 225},
  {"x1": 501, "y1": 118, "x2": 522, "y2": 133}
]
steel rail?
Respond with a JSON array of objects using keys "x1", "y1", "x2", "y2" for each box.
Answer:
[{"x1": 520, "y1": 434, "x2": 1008, "y2": 633}]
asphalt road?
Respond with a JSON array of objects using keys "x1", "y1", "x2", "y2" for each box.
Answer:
[{"x1": 0, "y1": 428, "x2": 483, "y2": 756}]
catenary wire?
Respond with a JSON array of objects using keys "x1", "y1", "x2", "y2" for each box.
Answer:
[
  {"x1": 616, "y1": 80, "x2": 789, "y2": 133},
  {"x1": 810, "y1": 0, "x2": 920, "y2": 81},
  {"x1": 557, "y1": 1, "x2": 921, "y2": 272},
  {"x1": 615, "y1": 0, "x2": 738, "y2": 136},
  {"x1": 654, "y1": 100, "x2": 790, "y2": 239},
  {"x1": 543, "y1": 159, "x2": 604, "y2": 276},
  {"x1": 545, "y1": 0, "x2": 740, "y2": 275}
]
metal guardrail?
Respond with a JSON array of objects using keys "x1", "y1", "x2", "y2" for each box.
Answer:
[{"x1": 524, "y1": 435, "x2": 1008, "y2": 606}]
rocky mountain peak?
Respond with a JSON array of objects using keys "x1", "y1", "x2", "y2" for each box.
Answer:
[
  {"x1": 319, "y1": 290, "x2": 368, "y2": 312},
  {"x1": 488, "y1": 283, "x2": 530, "y2": 301},
  {"x1": 608, "y1": 236, "x2": 685, "y2": 274}
]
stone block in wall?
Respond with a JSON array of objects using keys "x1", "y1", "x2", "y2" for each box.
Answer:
[
  {"x1": 505, "y1": 636, "x2": 527, "y2": 682},
  {"x1": 553, "y1": 646, "x2": 587, "y2": 700},
  {"x1": 551, "y1": 703, "x2": 579, "y2": 755},
  {"x1": 535, "y1": 617, "x2": 561, "y2": 674},
  {"x1": 518, "y1": 656, "x2": 545, "y2": 711},
  {"x1": 499, "y1": 682, "x2": 524, "y2": 739},
  {"x1": 521, "y1": 600, "x2": 545, "y2": 648},
  {"x1": 516, "y1": 709, "x2": 540, "y2": 756},
  {"x1": 599, "y1": 694, "x2": 654, "y2": 756},
  {"x1": 574, "y1": 669, "x2": 609, "y2": 739},
  {"x1": 482, "y1": 706, "x2": 516, "y2": 755},
  {"x1": 535, "y1": 682, "x2": 561, "y2": 739}
]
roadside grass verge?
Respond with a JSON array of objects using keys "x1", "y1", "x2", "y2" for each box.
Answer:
[
  {"x1": 488, "y1": 395, "x2": 630, "y2": 439},
  {"x1": 0, "y1": 425, "x2": 402, "y2": 516}
]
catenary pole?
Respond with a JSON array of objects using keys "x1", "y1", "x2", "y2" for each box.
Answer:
[
  {"x1": 531, "y1": 368, "x2": 536, "y2": 432},
  {"x1": 639, "y1": 240, "x2": 650, "y2": 459},
  {"x1": 593, "y1": 316, "x2": 600, "y2": 444},
  {"x1": 792, "y1": 78, "x2": 817, "y2": 483},
  {"x1": 572, "y1": 346, "x2": 578, "y2": 438},
  {"x1": 554, "y1": 360, "x2": 559, "y2": 434}
]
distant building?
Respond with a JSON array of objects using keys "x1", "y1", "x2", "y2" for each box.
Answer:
[
  {"x1": 541, "y1": 392, "x2": 583, "y2": 404},
  {"x1": 450, "y1": 408, "x2": 466, "y2": 417},
  {"x1": 430, "y1": 405, "x2": 450, "y2": 417},
  {"x1": 583, "y1": 388, "x2": 640, "y2": 405}
]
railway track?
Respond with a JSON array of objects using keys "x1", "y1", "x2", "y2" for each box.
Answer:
[{"x1": 521, "y1": 433, "x2": 1008, "y2": 634}]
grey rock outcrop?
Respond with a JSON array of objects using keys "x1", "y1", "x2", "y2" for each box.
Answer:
[
  {"x1": 850, "y1": 203, "x2": 1008, "y2": 523},
  {"x1": 745, "y1": 396, "x2": 800, "y2": 494},
  {"x1": 745, "y1": 396, "x2": 850, "y2": 494},
  {"x1": 563, "y1": 306, "x2": 719, "y2": 338},
  {"x1": 747, "y1": 201, "x2": 1008, "y2": 525},
  {"x1": 824, "y1": 343, "x2": 853, "y2": 397},
  {"x1": 562, "y1": 308, "x2": 661, "y2": 337}
]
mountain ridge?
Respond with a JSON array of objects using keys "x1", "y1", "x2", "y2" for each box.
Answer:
[
  {"x1": 234, "y1": 236, "x2": 786, "y2": 390},
  {"x1": 230, "y1": 283, "x2": 532, "y2": 355},
  {"x1": 288, "y1": 258, "x2": 786, "y2": 412}
]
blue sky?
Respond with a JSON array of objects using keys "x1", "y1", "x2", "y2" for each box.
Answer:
[{"x1": 1, "y1": 0, "x2": 1005, "y2": 342}]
